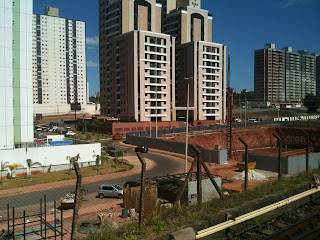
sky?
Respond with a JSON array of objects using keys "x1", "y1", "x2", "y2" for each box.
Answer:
[{"x1": 33, "y1": 0, "x2": 320, "y2": 96}]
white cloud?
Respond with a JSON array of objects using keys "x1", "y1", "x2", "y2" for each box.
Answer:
[
  {"x1": 86, "y1": 36, "x2": 99, "y2": 46},
  {"x1": 87, "y1": 61, "x2": 99, "y2": 67}
]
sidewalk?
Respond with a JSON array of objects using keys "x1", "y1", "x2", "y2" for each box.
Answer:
[{"x1": 0, "y1": 154, "x2": 156, "y2": 197}]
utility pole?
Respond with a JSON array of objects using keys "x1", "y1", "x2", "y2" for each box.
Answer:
[
  {"x1": 155, "y1": 87, "x2": 158, "y2": 138},
  {"x1": 242, "y1": 89, "x2": 247, "y2": 128},
  {"x1": 184, "y1": 77, "x2": 193, "y2": 173}
]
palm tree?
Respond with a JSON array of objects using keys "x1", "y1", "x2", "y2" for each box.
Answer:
[
  {"x1": 94, "y1": 155, "x2": 101, "y2": 175},
  {"x1": 8, "y1": 164, "x2": 23, "y2": 179},
  {"x1": 0, "y1": 161, "x2": 9, "y2": 183},
  {"x1": 26, "y1": 159, "x2": 42, "y2": 179},
  {"x1": 66, "y1": 154, "x2": 80, "y2": 174}
]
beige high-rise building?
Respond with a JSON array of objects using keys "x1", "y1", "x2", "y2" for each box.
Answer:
[
  {"x1": 159, "y1": 0, "x2": 226, "y2": 121},
  {"x1": 99, "y1": 0, "x2": 226, "y2": 121},
  {"x1": 175, "y1": 41, "x2": 226, "y2": 121},
  {"x1": 109, "y1": 30, "x2": 175, "y2": 121},
  {"x1": 99, "y1": 0, "x2": 174, "y2": 121}
]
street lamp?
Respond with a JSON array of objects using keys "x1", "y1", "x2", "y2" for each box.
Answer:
[
  {"x1": 241, "y1": 89, "x2": 247, "y2": 128},
  {"x1": 155, "y1": 87, "x2": 158, "y2": 138},
  {"x1": 184, "y1": 77, "x2": 193, "y2": 173}
]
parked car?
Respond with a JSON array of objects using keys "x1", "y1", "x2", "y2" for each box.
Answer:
[
  {"x1": 135, "y1": 146, "x2": 148, "y2": 153},
  {"x1": 65, "y1": 131, "x2": 76, "y2": 136},
  {"x1": 248, "y1": 118, "x2": 258, "y2": 123},
  {"x1": 112, "y1": 134, "x2": 123, "y2": 140},
  {"x1": 98, "y1": 184, "x2": 123, "y2": 199},
  {"x1": 124, "y1": 181, "x2": 141, "y2": 189},
  {"x1": 106, "y1": 146, "x2": 116, "y2": 155}
]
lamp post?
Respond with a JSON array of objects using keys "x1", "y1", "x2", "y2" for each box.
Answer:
[
  {"x1": 155, "y1": 87, "x2": 158, "y2": 138},
  {"x1": 184, "y1": 77, "x2": 193, "y2": 173},
  {"x1": 241, "y1": 89, "x2": 247, "y2": 128}
]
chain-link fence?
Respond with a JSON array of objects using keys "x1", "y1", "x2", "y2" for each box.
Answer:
[{"x1": 1, "y1": 120, "x2": 319, "y2": 239}]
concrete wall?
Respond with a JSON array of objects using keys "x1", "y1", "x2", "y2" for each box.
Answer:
[
  {"x1": 33, "y1": 103, "x2": 100, "y2": 116},
  {"x1": 0, "y1": 142, "x2": 101, "y2": 168},
  {"x1": 188, "y1": 177, "x2": 222, "y2": 205},
  {"x1": 126, "y1": 134, "x2": 227, "y2": 164},
  {"x1": 248, "y1": 152, "x2": 320, "y2": 175},
  {"x1": 113, "y1": 121, "x2": 182, "y2": 135}
]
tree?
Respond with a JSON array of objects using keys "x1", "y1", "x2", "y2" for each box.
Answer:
[
  {"x1": 66, "y1": 154, "x2": 81, "y2": 175},
  {"x1": 26, "y1": 159, "x2": 42, "y2": 179},
  {"x1": 8, "y1": 164, "x2": 23, "y2": 179},
  {"x1": 0, "y1": 161, "x2": 9, "y2": 184},
  {"x1": 303, "y1": 93, "x2": 320, "y2": 113},
  {"x1": 94, "y1": 155, "x2": 101, "y2": 175}
]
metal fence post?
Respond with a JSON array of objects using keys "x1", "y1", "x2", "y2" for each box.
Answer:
[
  {"x1": 174, "y1": 157, "x2": 197, "y2": 206},
  {"x1": 71, "y1": 162, "x2": 83, "y2": 240},
  {"x1": 272, "y1": 133, "x2": 282, "y2": 181},
  {"x1": 190, "y1": 144, "x2": 223, "y2": 199},
  {"x1": 239, "y1": 138, "x2": 248, "y2": 191},
  {"x1": 136, "y1": 152, "x2": 146, "y2": 227},
  {"x1": 301, "y1": 129, "x2": 310, "y2": 172}
]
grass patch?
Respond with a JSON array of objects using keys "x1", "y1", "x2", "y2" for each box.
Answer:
[
  {"x1": 80, "y1": 168, "x2": 320, "y2": 240},
  {"x1": 68, "y1": 131, "x2": 113, "y2": 142},
  {"x1": 0, "y1": 156, "x2": 133, "y2": 190}
]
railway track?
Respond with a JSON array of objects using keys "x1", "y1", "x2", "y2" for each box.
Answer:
[{"x1": 233, "y1": 199, "x2": 320, "y2": 240}]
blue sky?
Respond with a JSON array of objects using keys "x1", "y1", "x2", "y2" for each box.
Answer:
[{"x1": 33, "y1": 0, "x2": 320, "y2": 96}]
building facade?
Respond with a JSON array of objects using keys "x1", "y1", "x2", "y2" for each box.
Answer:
[
  {"x1": 0, "y1": 0, "x2": 34, "y2": 149},
  {"x1": 32, "y1": 7, "x2": 87, "y2": 106},
  {"x1": 316, "y1": 54, "x2": 320, "y2": 94},
  {"x1": 99, "y1": 0, "x2": 226, "y2": 122},
  {"x1": 254, "y1": 43, "x2": 316, "y2": 104},
  {"x1": 159, "y1": 0, "x2": 226, "y2": 121},
  {"x1": 175, "y1": 41, "x2": 226, "y2": 120},
  {"x1": 109, "y1": 30, "x2": 175, "y2": 122}
]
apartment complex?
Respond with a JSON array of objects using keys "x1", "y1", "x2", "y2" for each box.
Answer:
[
  {"x1": 99, "y1": 0, "x2": 226, "y2": 122},
  {"x1": 254, "y1": 43, "x2": 317, "y2": 103},
  {"x1": 316, "y1": 54, "x2": 320, "y2": 94},
  {"x1": 32, "y1": 7, "x2": 87, "y2": 106},
  {"x1": 0, "y1": 0, "x2": 34, "y2": 149},
  {"x1": 159, "y1": 0, "x2": 226, "y2": 120}
]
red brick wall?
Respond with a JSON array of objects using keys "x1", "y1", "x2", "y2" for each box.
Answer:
[
  {"x1": 113, "y1": 121, "x2": 182, "y2": 135},
  {"x1": 165, "y1": 127, "x2": 278, "y2": 151},
  {"x1": 192, "y1": 120, "x2": 226, "y2": 127}
]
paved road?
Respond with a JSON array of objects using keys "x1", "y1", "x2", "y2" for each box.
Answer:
[{"x1": 0, "y1": 146, "x2": 182, "y2": 214}]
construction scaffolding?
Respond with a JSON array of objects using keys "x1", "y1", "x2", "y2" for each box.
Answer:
[{"x1": 1, "y1": 195, "x2": 66, "y2": 240}]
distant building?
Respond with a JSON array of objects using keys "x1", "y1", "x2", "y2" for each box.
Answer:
[
  {"x1": 32, "y1": 6, "x2": 87, "y2": 106},
  {"x1": 254, "y1": 43, "x2": 316, "y2": 104},
  {"x1": 0, "y1": 2, "x2": 101, "y2": 168},
  {"x1": 0, "y1": 0, "x2": 34, "y2": 149},
  {"x1": 315, "y1": 53, "x2": 320, "y2": 94}
]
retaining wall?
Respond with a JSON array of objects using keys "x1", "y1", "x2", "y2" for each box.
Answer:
[
  {"x1": 126, "y1": 134, "x2": 227, "y2": 164},
  {"x1": 247, "y1": 152, "x2": 320, "y2": 174}
]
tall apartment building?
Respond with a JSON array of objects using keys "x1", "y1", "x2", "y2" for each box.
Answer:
[
  {"x1": 0, "y1": 0, "x2": 34, "y2": 149},
  {"x1": 254, "y1": 43, "x2": 316, "y2": 103},
  {"x1": 32, "y1": 7, "x2": 87, "y2": 106},
  {"x1": 316, "y1": 54, "x2": 320, "y2": 94},
  {"x1": 99, "y1": 0, "x2": 226, "y2": 121},
  {"x1": 99, "y1": 0, "x2": 175, "y2": 121},
  {"x1": 159, "y1": 0, "x2": 226, "y2": 121}
]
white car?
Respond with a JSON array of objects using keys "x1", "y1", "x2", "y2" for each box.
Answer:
[{"x1": 66, "y1": 131, "x2": 76, "y2": 136}]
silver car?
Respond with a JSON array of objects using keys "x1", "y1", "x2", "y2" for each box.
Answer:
[{"x1": 98, "y1": 184, "x2": 123, "y2": 199}]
